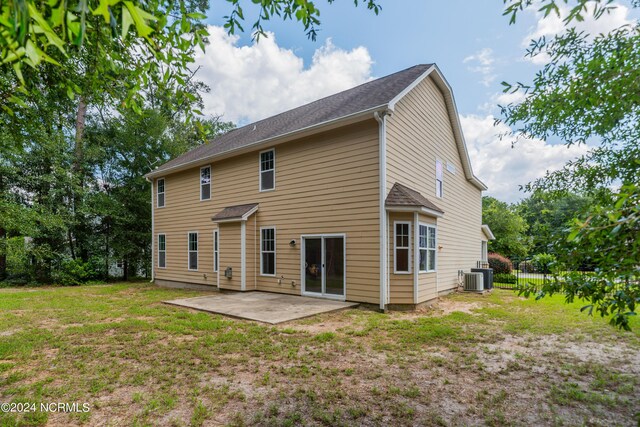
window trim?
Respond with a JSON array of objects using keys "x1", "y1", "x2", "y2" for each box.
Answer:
[
  {"x1": 393, "y1": 221, "x2": 411, "y2": 274},
  {"x1": 418, "y1": 223, "x2": 437, "y2": 273},
  {"x1": 213, "y1": 230, "x2": 219, "y2": 273},
  {"x1": 259, "y1": 148, "x2": 276, "y2": 192},
  {"x1": 481, "y1": 240, "x2": 488, "y2": 262},
  {"x1": 187, "y1": 231, "x2": 198, "y2": 271},
  {"x1": 260, "y1": 226, "x2": 276, "y2": 276},
  {"x1": 200, "y1": 165, "x2": 211, "y2": 201},
  {"x1": 156, "y1": 178, "x2": 166, "y2": 208},
  {"x1": 435, "y1": 159, "x2": 443, "y2": 198},
  {"x1": 158, "y1": 233, "x2": 166, "y2": 269}
]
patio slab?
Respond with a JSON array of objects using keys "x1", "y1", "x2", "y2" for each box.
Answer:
[{"x1": 163, "y1": 291, "x2": 358, "y2": 324}]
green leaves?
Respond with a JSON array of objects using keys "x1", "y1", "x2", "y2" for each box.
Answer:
[
  {"x1": 502, "y1": 0, "x2": 640, "y2": 329},
  {"x1": 1, "y1": 0, "x2": 211, "y2": 119},
  {"x1": 223, "y1": 0, "x2": 380, "y2": 41},
  {"x1": 483, "y1": 196, "x2": 531, "y2": 258},
  {"x1": 122, "y1": 1, "x2": 156, "y2": 40}
]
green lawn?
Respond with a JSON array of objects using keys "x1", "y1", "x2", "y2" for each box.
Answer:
[{"x1": 0, "y1": 282, "x2": 638, "y2": 426}]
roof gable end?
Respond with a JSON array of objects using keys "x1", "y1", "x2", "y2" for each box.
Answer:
[{"x1": 386, "y1": 65, "x2": 487, "y2": 191}]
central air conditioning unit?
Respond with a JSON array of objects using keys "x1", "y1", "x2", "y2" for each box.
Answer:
[{"x1": 464, "y1": 272, "x2": 484, "y2": 292}]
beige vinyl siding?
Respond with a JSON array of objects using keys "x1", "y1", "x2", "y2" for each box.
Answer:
[
  {"x1": 386, "y1": 76, "x2": 483, "y2": 295},
  {"x1": 246, "y1": 216, "x2": 257, "y2": 290},
  {"x1": 219, "y1": 223, "x2": 242, "y2": 290},
  {"x1": 151, "y1": 228, "x2": 214, "y2": 286},
  {"x1": 154, "y1": 121, "x2": 381, "y2": 303},
  {"x1": 388, "y1": 212, "x2": 413, "y2": 304}
]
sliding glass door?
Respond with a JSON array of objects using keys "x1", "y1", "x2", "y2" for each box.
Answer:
[{"x1": 302, "y1": 235, "x2": 345, "y2": 299}]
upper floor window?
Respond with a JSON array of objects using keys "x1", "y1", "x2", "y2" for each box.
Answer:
[
  {"x1": 419, "y1": 224, "x2": 437, "y2": 272},
  {"x1": 435, "y1": 160, "x2": 443, "y2": 198},
  {"x1": 157, "y1": 178, "x2": 165, "y2": 207},
  {"x1": 188, "y1": 232, "x2": 198, "y2": 271},
  {"x1": 394, "y1": 221, "x2": 411, "y2": 274},
  {"x1": 200, "y1": 166, "x2": 211, "y2": 200},
  {"x1": 260, "y1": 149, "x2": 275, "y2": 192},
  {"x1": 260, "y1": 227, "x2": 276, "y2": 275}
]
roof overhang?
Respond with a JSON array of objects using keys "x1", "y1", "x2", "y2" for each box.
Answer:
[
  {"x1": 481, "y1": 224, "x2": 495, "y2": 240},
  {"x1": 212, "y1": 204, "x2": 259, "y2": 223},
  {"x1": 386, "y1": 205, "x2": 444, "y2": 218}
]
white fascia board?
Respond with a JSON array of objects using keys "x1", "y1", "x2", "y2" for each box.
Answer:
[
  {"x1": 386, "y1": 205, "x2": 444, "y2": 218},
  {"x1": 482, "y1": 224, "x2": 496, "y2": 240}
]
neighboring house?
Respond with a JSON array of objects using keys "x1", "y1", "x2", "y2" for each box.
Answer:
[{"x1": 145, "y1": 64, "x2": 492, "y2": 309}]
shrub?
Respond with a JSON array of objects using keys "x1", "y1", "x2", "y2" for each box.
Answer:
[
  {"x1": 494, "y1": 273, "x2": 517, "y2": 284},
  {"x1": 52, "y1": 258, "x2": 102, "y2": 286},
  {"x1": 532, "y1": 253, "x2": 557, "y2": 275},
  {"x1": 488, "y1": 253, "x2": 512, "y2": 274}
]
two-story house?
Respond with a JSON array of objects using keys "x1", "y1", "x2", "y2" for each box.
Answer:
[{"x1": 145, "y1": 64, "x2": 491, "y2": 310}]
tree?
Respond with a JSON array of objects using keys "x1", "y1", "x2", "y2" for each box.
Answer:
[
  {"x1": 1, "y1": 0, "x2": 380, "y2": 114},
  {"x1": 86, "y1": 108, "x2": 234, "y2": 281},
  {"x1": 500, "y1": 0, "x2": 639, "y2": 329},
  {"x1": 482, "y1": 196, "x2": 530, "y2": 259},
  {"x1": 517, "y1": 191, "x2": 593, "y2": 256}
]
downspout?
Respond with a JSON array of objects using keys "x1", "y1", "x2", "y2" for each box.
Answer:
[
  {"x1": 147, "y1": 177, "x2": 155, "y2": 282},
  {"x1": 240, "y1": 221, "x2": 246, "y2": 291},
  {"x1": 413, "y1": 211, "x2": 419, "y2": 304},
  {"x1": 374, "y1": 109, "x2": 391, "y2": 311}
]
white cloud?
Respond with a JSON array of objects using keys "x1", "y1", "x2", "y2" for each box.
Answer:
[
  {"x1": 463, "y1": 48, "x2": 497, "y2": 87},
  {"x1": 193, "y1": 26, "x2": 374, "y2": 124},
  {"x1": 461, "y1": 114, "x2": 590, "y2": 202},
  {"x1": 493, "y1": 90, "x2": 527, "y2": 106},
  {"x1": 477, "y1": 90, "x2": 528, "y2": 115},
  {"x1": 523, "y1": 2, "x2": 635, "y2": 64}
]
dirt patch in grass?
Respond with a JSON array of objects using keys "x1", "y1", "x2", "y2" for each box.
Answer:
[{"x1": 430, "y1": 298, "x2": 486, "y2": 316}]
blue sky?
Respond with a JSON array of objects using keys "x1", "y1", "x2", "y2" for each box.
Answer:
[
  {"x1": 207, "y1": 0, "x2": 525, "y2": 113},
  {"x1": 196, "y1": 1, "x2": 637, "y2": 202}
]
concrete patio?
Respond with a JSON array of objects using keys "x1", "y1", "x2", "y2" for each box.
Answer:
[{"x1": 163, "y1": 291, "x2": 359, "y2": 324}]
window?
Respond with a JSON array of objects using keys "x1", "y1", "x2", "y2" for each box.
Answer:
[
  {"x1": 481, "y1": 241, "x2": 488, "y2": 262},
  {"x1": 188, "y1": 232, "x2": 198, "y2": 271},
  {"x1": 419, "y1": 224, "x2": 437, "y2": 272},
  {"x1": 436, "y1": 160, "x2": 443, "y2": 198},
  {"x1": 200, "y1": 166, "x2": 211, "y2": 200},
  {"x1": 157, "y1": 178, "x2": 165, "y2": 207},
  {"x1": 158, "y1": 234, "x2": 166, "y2": 268},
  {"x1": 446, "y1": 161, "x2": 456, "y2": 174},
  {"x1": 436, "y1": 160, "x2": 444, "y2": 197},
  {"x1": 394, "y1": 222, "x2": 411, "y2": 273},
  {"x1": 213, "y1": 230, "x2": 219, "y2": 272},
  {"x1": 260, "y1": 149, "x2": 275, "y2": 191},
  {"x1": 260, "y1": 227, "x2": 276, "y2": 275},
  {"x1": 116, "y1": 260, "x2": 123, "y2": 269}
]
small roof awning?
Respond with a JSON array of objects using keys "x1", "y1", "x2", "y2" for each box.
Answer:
[
  {"x1": 212, "y1": 203, "x2": 259, "y2": 223},
  {"x1": 385, "y1": 183, "x2": 444, "y2": 217},
  {"x1": 481, "y1": 224, "x2": 495, "y2": 240}
]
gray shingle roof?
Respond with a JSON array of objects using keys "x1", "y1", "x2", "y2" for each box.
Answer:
[
  {"x1": 211, "y1": 203, "x2": 259, "y2": 222},
  {"x1": 149, "y1": 64, "x2": 433, "y2": 176},
  {"x1": 385, "y1": 183, "x2": 444, "y2": 214}
]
